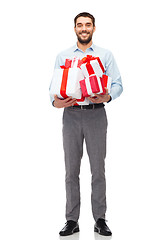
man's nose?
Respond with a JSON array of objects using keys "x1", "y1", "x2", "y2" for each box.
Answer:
[{"x1": 81, "y1": 25, "x2": 87, "y2": 31}]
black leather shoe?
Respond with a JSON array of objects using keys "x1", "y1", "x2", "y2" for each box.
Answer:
[
  {"x1": 59, "y1": 220, "x2": 79, "y2": 236},
  {"x1": 94, "y1": 218, "x2": 112, "y2": 236}
]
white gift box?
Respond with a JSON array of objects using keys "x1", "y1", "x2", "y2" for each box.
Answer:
[
  {"x1": 49, "y1": 67, "x2": 89, "y2": 105},
  {"x1": 49, "y1": 68, "x2": 84, "y2": 99},
  {"x1": 80, "y1": 59, "x2": 105, "y2": 78}
]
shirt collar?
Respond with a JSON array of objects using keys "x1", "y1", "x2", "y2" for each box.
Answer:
[{"x1": 73, "y1": 43, "x2": 96, "y2": 52}]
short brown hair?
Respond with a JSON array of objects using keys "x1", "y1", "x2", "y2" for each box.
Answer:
[{"x1": 74, "y1": 12, "x2": 95, "y2": 27}]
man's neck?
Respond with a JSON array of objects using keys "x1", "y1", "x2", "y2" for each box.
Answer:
[{"x1": 77, "y1": 40, "x2": 93, "y2": 52}]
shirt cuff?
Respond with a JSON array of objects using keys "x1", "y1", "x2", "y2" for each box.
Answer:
[
  {"x1": 107, "y1": 95, "x2": 112, "y2": 103},
  {"x1": 52, "y1": 100, "x2": 55, "y2": 107}
]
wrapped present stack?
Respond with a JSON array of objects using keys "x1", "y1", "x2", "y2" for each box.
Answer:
[
  {"x1": 49, "y1": 55, "x2": 112, "y2": 105},
  {"x1": 49, "y1": 57, "x2": 89, "y2": 105}
]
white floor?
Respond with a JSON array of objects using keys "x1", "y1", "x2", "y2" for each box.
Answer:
[{"x1": 59, "y1": 232, "x2": 112, "y2": 240}]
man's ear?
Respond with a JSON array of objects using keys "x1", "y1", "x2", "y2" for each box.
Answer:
[
  {"x1": 93, "y1": 26, "x2": 96, "y2": 33},
  {"x1": 74, "y1": 26, "x2": 76, "y2": 33}
]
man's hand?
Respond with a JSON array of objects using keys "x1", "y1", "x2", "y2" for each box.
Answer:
[
  {"x1": 53, "y1": 95, "x2": 77, "y2": 108},
  {"x1": 88, "y1": 88, "x2": 111, "y2": 103}
]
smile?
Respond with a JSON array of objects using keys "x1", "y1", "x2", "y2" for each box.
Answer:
[{"x1": 80, "y1": 33, "x2": 89, "y2": 37}]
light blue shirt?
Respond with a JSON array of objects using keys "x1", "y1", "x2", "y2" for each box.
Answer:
[{"x1": 50, "y1": 43, "x2": 123, "y2": 103}]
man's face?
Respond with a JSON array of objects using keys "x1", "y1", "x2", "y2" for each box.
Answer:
[{"x1": 74, "y1": 17, "x2": 95, "y2": 44}]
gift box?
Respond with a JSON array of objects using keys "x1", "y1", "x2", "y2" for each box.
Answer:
[
  {"x1": 80, "y1": 55, "x2": 105, "y2": 77},
  {"x1": 79, "y1": 74, "x2": 112, "y2": 97},
  {"x1": 79, "y1": 74, "x2": 105, "y2": 97},
  {"x1": 49, "y1": 67, "x2": 84, "y2": 100}
]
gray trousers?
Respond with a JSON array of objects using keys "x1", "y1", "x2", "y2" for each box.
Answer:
[{"x1": 62, "y1": 106, "x2": 108, "y2": 222}]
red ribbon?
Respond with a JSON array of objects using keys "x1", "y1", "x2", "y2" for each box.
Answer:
[
  {"x1": 79, "y1": 80, "x2": 89, "y2": 97},
  {"x1": 60, "y1": 59, "x2": 73, "y2": 69},
  {"x1": 102, "y1": 75, "x2": 108, "y2": 88},
  {"x1": 60, "y1": 58, "x2": 82, "y2": 69},
  {"x1": 96, "y1": 58, "x2": 105, "y2": 73},
  {"x1": 60, "y1": 65, "x2": 67, "y2": 69},
  {"x1": 60, "y1": 69, "x2": 69, "y2": 98},
  {"x1": 90, "y1": 75, "x2": 100, "y2": 93},
  {"x1": 74, "y1": 95, "x2": 85, "y2": 105}
]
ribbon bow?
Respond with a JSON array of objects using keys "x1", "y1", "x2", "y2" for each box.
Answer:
[
  {"x1": 60, "y1": 58, "x2": 83, "y2": 69},
  {"x1": 81, "y1": 55, "x2": 96, "y2": 64}
]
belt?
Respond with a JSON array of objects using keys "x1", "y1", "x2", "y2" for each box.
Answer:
[{"x1": 68, "y1": 103, "x2": 104, "y2": 110}]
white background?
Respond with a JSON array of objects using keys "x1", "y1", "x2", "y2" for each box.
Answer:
[{"x1": 0, "y1": 0, "x2": 168, "y2": 240}]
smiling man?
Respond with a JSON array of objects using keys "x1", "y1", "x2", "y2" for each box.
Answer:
[{"x1": 50, "y1": 12, "x2": 123, "y2": 236}]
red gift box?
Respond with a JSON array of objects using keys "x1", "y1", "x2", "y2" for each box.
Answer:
[
  {"x1": 79, "y1": 74, "x2": 112, "y2": 97},
  {"x1": 79, "y1": 74, "x2": 105, "y2": 97}
]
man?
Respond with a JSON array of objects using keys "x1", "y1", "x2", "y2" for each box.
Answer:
[{"x1": 50, "y1": 12, "x2": 123, "y2": 236}]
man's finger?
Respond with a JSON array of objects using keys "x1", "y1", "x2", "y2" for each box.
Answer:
[
  {"x1": 65, "y1": 99, "x2": 77, "y2": 106},
  {"x1": 93, "y1": 93, "x2": 101, "y2": 98},
  {"x1": 88, "y1": 97, "x2": 97, "y2": 103},
  {"x1": 54, "y1": 94, "x2": 58, "y2": 100},
  {"x1": 104, "y1": 88, "x2": 108, "y2": 94},
  {"x1": 63, "y1": 97, "x2": 75, "y2": 102},
  {"x1": 63, "y1": 97, "x2": 72, "y2": 102}
]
